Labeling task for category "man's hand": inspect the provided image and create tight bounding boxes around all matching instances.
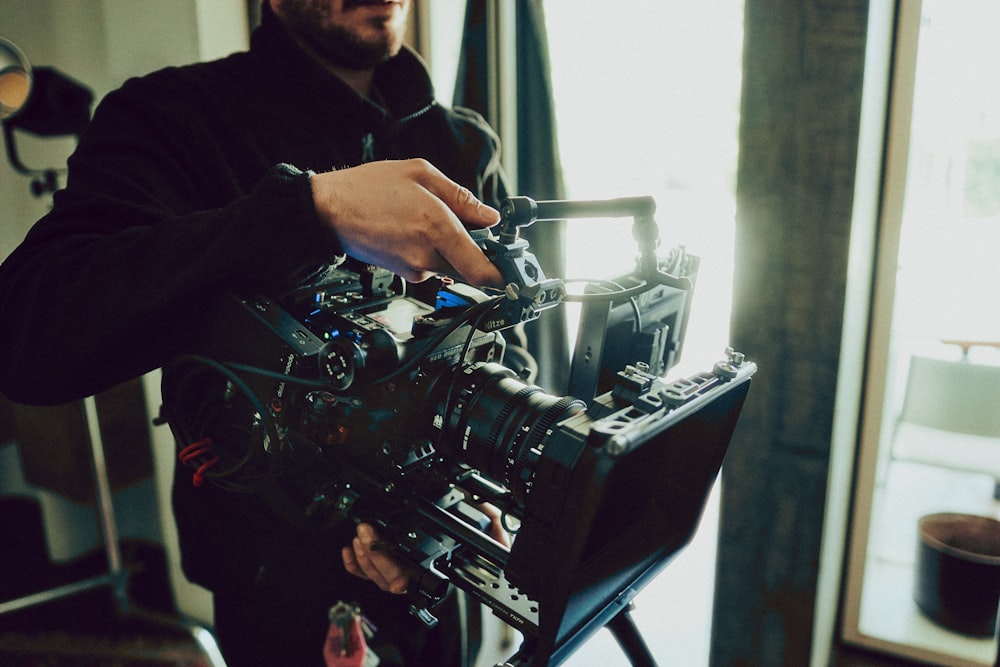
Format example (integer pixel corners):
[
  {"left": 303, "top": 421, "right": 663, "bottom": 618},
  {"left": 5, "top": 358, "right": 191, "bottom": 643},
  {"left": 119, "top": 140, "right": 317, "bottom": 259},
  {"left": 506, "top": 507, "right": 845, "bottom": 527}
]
[
  {"left": 341, "top": 523, "right": 410, "bottom": 595},
  {"left": 311, "top": 159, "right": 504, "bottom": 287},
  {"left": 341, "top": 506, "right": 510, "bottom": 594}
]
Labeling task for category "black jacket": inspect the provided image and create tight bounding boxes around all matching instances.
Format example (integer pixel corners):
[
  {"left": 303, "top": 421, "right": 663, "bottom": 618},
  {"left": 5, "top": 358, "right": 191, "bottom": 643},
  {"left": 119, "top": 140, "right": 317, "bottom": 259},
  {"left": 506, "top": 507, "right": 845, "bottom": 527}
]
[{"left": 0, "top": 8, "right": 504, "bottom": 666}]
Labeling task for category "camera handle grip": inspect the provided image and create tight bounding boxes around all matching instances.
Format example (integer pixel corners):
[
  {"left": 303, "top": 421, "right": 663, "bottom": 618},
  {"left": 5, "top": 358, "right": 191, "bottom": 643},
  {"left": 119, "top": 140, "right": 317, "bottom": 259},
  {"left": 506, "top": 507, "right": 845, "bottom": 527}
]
[{"left": 492, "top": 196, "right": 693, "bottom": 296}]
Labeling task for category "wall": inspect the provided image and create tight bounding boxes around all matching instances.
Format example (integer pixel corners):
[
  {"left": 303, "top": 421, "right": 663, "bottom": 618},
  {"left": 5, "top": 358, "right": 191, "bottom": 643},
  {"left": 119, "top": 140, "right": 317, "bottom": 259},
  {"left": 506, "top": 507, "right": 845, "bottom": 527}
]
[{"left": 712, "top": 0, "right": 871, "bottom": 665}]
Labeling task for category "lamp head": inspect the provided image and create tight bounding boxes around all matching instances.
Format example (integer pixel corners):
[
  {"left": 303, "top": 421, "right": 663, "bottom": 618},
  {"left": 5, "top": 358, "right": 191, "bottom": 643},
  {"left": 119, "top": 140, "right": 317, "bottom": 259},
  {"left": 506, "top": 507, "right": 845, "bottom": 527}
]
[
  {"left": 0, "top": 37, "right": 92, "bottom": 138},
  {"left": 0, "top": 37, "right": 94, "bottom": 196},
  {"left": 0, "top": 37, "right": 32, "bottom": 121}
]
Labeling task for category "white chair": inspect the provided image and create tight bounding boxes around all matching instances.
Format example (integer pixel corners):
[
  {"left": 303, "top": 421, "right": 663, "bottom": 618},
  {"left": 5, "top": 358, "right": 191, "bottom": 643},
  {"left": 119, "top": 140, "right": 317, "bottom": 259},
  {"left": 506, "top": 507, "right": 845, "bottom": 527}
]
[{"left": 891, "top": 353, "right": 1000, "bottom": 492}]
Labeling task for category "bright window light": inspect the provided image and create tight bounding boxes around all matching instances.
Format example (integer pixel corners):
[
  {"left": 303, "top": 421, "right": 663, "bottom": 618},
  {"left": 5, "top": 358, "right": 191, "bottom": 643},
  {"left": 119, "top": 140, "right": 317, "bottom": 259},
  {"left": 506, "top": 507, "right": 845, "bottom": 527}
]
[
  {"left": 545, "top": 0, "right": 744, "bottom": 376},
  {"left": 545, "top": 3, "right": 744, "bottom": 665}
]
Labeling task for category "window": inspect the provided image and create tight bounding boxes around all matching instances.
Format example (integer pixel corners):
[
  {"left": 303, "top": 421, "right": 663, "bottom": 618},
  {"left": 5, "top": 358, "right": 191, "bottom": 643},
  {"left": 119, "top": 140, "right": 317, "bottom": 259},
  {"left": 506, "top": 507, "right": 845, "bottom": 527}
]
[
  {"left": 843, "top": 1, "right": 1000, "bottom": 664},
  {"left": 544, "top": 0, "right": 743, "bottom": 376},
  {"left": 544, "top": 2, "right": 744, "bottom": 664},
  {"left": 423, "top": 3, "right": 745, "bottom": 663}
]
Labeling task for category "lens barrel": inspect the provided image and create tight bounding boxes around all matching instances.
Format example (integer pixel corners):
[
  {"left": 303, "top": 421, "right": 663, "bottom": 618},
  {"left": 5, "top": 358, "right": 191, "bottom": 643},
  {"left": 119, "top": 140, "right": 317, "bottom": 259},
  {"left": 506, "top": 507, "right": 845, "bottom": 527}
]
[{"left": 437, "top": 362, "right": 585, "bottom": 505}]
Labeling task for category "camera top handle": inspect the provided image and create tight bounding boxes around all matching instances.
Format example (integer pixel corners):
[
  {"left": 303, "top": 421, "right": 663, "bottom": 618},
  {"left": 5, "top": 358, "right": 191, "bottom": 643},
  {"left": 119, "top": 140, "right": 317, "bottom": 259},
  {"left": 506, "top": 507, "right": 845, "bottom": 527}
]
[{"left": 501, "top": 196, "right": 693, "bottom": 295}]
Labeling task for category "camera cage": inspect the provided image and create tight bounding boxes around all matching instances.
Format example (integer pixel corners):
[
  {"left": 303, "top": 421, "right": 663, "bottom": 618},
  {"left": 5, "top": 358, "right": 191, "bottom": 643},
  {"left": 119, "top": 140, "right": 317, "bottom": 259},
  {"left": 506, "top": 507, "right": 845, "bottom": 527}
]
[{"left": 160, "top": 196, "right": 755, "bottom": 666}]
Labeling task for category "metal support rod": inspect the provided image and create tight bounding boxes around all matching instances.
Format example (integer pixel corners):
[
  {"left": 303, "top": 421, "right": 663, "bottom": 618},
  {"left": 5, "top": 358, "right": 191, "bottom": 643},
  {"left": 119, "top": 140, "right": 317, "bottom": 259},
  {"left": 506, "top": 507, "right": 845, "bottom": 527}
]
[
  {"left": 82, "top": 394, "right": 130, "bottom": 613},
  {"left": 0, "top": 572, "right": 120, "bottom": 616},
  {"left": 533, "top": 197, "right": 656, "bottom": 221},
  {"left": 0, "top": 397, "right": 128, "bottom": 616},
  {"left": 606, "top": 606, "right": 658, "bottom": 667}
]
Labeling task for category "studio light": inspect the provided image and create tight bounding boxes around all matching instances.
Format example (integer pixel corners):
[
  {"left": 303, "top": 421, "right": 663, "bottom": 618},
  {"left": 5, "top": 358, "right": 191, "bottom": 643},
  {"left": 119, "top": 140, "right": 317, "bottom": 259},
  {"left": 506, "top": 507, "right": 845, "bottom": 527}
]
[{"left": 0, "top": 37, "right": 93, "bottom": 196}]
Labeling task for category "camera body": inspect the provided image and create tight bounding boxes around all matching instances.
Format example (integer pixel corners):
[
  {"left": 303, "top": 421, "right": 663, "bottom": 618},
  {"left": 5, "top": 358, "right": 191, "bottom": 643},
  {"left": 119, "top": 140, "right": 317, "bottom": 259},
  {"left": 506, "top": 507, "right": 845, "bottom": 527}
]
[{"left": 161, "top": 197, "right": 756, "bottom": 666}]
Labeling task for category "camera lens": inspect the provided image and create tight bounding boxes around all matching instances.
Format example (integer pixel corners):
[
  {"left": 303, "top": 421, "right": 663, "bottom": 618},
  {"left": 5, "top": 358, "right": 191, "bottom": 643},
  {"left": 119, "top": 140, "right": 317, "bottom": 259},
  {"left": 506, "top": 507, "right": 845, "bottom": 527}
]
[{"left": 436, "top": 362, "right": 585, "bottom": 506}]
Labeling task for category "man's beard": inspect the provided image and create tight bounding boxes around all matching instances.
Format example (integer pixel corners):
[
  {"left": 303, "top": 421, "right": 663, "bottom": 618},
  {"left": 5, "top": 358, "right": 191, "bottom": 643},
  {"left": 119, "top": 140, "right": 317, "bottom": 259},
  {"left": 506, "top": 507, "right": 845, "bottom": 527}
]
[
  {"left": 279, "top": 2, "right": 399, "bottom": 70},
  {"left": 303, "top": 22, "right": 395, "bottom": 69}
]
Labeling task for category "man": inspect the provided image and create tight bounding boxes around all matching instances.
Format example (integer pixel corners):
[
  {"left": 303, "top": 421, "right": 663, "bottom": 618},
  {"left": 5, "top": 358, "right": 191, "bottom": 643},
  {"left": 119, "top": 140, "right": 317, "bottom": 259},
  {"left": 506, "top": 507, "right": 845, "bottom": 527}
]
[{"left": 0, "top": 0, "right": 507, "bottom": 664}]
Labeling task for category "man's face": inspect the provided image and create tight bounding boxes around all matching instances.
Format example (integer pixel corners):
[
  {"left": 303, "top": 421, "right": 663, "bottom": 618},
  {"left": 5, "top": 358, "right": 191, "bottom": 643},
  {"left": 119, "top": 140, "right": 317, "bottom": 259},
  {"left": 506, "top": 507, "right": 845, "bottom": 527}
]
[{"left": 270, "top": 0, "right": 411, "bottom": 69}]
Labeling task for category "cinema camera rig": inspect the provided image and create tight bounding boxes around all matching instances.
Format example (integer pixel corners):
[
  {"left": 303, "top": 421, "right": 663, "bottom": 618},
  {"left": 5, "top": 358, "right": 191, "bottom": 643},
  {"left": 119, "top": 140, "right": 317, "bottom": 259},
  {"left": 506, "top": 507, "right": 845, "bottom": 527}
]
[{"left": 160, "top": 196, "right": 756, "bottom": 666}]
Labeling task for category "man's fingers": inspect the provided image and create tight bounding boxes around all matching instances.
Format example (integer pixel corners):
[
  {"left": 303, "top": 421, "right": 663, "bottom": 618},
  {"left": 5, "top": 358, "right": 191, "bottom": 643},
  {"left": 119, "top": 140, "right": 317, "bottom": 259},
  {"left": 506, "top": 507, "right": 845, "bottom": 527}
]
[
  {"left": 410, "top": 159, "right": 501, "bottom": 229},
  {"left": 342, "top": 524, "right": 410, "bottom": 594},
  {"left": 449, "top": 183, "right": 501, "bottom": 229},
  {"left": 435, "top": 244, "right": 504, "bottom": 288},
  {"left": 356, "top": 538, "right": 409, "bottom": 594},
  {"left": 341, "top": 546, "right": 365, "bottom": 580},
  {"left": 352, "top": 536, "right": 389, "bottom": 589},
  {"left": 410, "top": 163, "right": 504, "bottom": 286},
  {"left": 420, "top": 189, "right": 504, "bottom": 285},
  {"left": 314, "top": 159, "right": 504, "bottom": 286}
]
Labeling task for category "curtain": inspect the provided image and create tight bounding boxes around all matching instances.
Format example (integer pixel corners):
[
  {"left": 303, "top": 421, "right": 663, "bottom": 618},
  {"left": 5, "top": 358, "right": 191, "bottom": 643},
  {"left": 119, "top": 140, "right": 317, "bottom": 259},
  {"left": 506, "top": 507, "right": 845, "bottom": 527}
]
[{"left": 454, "top": 0, "right": 570, "bottom": 393}]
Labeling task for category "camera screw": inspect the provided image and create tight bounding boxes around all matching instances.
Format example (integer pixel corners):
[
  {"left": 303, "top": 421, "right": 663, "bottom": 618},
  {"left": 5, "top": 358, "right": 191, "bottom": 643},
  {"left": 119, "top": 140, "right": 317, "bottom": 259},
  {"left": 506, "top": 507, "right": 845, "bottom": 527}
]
[
  {"left": 714, "top": 347, "right": 745, "bottom": 380},
  {"left": 622, "top": 362, "right": 651, "bottom": 378},
  {"left": 725, "top": 346, "right": 745, "bottom": 367},
  {"left": 659, "top": 387, "right": 688, "bottom": 409}
]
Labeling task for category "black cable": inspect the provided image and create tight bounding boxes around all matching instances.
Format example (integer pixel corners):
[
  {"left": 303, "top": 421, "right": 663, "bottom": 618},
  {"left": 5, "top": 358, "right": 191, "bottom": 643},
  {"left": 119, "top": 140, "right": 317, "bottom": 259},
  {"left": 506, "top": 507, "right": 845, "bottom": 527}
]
[
  {"left": 369, "top": 295, "right": 503, "bottom": 387},
  {"left": 162, "top": 354, "right": 283, "bottom": 490},
  {"left": 562, "top": 278, "right": 654, "bottom": 303},
  {"left": 224, "top": 362, "right": 327, "bottom": 388},
  {"left": 562, "top": 278, "right": 644, "bottom": 332},
  {"left": 434, "top": 298, "right": 505, "bottom": 453}
]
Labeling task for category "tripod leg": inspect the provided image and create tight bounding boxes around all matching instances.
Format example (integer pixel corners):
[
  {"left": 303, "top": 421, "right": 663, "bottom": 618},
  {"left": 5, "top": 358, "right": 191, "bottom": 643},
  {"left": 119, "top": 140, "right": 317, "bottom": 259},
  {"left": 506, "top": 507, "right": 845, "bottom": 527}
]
[
  {"left": 607, "top": 606, "right": 658, "bottom": 667},
  {"left": 83, "top": 395, "right": 130, "bottom": 614}
]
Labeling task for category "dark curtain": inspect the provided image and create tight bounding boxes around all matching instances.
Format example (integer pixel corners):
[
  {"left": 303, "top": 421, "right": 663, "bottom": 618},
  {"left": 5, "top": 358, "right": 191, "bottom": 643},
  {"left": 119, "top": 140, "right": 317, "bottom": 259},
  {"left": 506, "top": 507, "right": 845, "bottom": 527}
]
[{"left": 454, "top": 0, "right": 570, "bottom": 393}]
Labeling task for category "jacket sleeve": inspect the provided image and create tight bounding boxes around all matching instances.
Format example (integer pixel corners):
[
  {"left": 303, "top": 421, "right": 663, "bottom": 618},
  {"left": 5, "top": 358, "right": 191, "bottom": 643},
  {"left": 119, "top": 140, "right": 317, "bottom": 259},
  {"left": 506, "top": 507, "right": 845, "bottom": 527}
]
[{"left": 0, "top": 75, "right": 340, "bottom": 406}]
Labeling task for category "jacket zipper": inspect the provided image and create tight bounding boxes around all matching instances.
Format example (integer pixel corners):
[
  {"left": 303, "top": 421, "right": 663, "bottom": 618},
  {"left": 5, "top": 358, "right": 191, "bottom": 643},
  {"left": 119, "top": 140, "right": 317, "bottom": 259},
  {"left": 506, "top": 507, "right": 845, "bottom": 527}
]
[{"left": 396, "top": 101, "right": 436, "bottom": 125}]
